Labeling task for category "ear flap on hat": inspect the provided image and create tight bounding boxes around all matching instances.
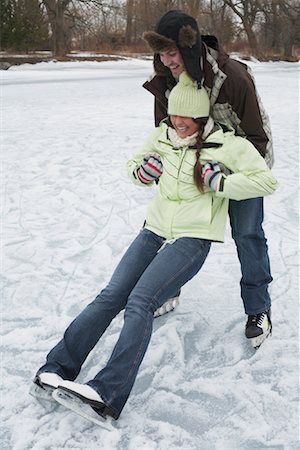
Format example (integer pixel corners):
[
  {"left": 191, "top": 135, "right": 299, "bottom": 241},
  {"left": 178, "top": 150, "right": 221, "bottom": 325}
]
[
  {"left": 178, "top": 25, "right": 198, "bottom": 48},
  {"left": 143, "top": 31, "right": 176, "bottom": 53}
]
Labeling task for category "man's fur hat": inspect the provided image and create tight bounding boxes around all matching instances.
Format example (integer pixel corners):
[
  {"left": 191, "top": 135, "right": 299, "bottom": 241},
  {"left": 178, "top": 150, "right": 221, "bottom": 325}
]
[{"left": 143, "top": 10, "right": 203, "bottom": 85}]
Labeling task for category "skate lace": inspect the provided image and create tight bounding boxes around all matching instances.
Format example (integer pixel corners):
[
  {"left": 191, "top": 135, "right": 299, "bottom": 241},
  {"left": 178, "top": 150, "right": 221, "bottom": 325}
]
[
  {"left": 248, "top": 312, "right": 266, "bottom": 326},
  {"left": 257, "top": 312, "right": 266, "bottom": 326}
]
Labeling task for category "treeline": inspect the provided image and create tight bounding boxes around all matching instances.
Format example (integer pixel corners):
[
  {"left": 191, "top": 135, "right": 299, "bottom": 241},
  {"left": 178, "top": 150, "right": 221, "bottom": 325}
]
[{"left": 1, "top": 0, "right": 299, "bottom": 60}]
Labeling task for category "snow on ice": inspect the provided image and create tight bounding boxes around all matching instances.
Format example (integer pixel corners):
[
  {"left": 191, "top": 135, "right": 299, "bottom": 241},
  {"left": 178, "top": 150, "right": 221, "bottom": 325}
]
[{"left": 1, "top": 58, "right": 299, "bottom": 449}]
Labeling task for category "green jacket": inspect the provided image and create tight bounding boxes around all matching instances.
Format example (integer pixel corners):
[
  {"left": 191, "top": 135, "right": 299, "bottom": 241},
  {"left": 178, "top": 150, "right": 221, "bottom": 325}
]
[{"left": 127, "top": 122, "right": 277, "bottom": 242}]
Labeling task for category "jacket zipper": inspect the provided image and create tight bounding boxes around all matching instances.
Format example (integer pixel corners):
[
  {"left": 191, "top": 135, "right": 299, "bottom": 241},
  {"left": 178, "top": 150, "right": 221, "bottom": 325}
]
[{"left": 177, "top": 148, "right": 187, "bottom": 199}]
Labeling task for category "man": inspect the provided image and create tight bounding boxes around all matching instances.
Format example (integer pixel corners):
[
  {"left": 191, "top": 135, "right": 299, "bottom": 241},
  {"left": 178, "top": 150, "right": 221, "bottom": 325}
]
[{"left": 143, "top": 10, "right": 273, "bottom": 348}]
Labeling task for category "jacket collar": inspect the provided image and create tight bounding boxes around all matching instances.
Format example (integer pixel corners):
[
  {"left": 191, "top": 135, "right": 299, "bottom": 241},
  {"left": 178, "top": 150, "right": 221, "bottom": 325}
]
[{"left": 157, "top": 121, "right": 227, "bottom": 147}]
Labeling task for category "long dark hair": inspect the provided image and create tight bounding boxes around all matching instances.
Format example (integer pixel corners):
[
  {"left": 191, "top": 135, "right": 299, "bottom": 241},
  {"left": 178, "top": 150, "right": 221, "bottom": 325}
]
[{"left": 193, "top": 117, "right": 208, "bottom": 192}]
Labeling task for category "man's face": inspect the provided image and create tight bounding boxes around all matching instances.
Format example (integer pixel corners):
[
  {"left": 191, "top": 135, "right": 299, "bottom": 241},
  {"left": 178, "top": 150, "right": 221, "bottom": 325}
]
[
  {"left": 159, "top": 47, "right": 185, "bottom": 79},
  {"left": 170, "top": 115, "right": 199, "bottom": 139}
]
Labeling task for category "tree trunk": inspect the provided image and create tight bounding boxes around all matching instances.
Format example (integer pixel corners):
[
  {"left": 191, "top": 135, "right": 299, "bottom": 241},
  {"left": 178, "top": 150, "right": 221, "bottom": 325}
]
[
  {"left": 243, "top": 20, "right": 262, "bottom": 58},
  {"left": 283, "top": 36, "right": 295, "bottom": 59},
  {"left": 224, "top": 0, "right": 264, "bottom": 59},
  {"left": 125, "top": 0, "right": 134, "bottom": 45},
  {"left": 43, "top": 0, "right": 69, "bottom": 56},
  {"left": 188, "top": 0, "right": 202, "bottom": 18}
]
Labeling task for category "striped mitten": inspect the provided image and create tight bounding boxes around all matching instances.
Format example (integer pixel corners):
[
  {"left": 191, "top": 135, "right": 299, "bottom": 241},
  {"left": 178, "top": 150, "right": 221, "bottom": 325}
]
[
  {"left": 137, "top": 154, "right": 163, "bottom": 184},
  {"left": 202, "top": 161, "right": 224, "bottom": 191}
]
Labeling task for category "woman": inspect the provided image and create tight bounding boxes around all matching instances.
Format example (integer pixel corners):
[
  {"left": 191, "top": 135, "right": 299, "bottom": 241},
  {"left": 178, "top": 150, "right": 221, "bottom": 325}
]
[{"left": 31, "top": 72, "right": 276, "bottom": 422}]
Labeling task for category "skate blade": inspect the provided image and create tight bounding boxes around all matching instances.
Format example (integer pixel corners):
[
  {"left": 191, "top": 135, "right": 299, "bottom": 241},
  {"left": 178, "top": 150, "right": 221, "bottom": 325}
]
[
  {"left": 29, "top": 383, "right": 57, "bottom": 403},
  {"left": 52, "top": 388, "right": 115, "bottom": 430},
  {"left": 250, "top": 328, "right": 271, "bottom": 349},
  {"left": 154, "top": 296, "right": 179, "bottom": 318}
]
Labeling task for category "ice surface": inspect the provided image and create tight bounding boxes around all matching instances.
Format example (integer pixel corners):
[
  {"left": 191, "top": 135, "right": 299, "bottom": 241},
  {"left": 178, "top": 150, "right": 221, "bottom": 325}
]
[{"left": 1, "top": 58, "right": 299, "bottom": 449}]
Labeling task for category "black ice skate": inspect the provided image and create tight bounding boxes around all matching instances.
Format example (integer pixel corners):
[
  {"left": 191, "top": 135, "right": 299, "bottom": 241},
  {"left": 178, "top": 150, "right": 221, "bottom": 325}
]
[{"left": 245, "top": 309, "right": 272, "bottom": 349}]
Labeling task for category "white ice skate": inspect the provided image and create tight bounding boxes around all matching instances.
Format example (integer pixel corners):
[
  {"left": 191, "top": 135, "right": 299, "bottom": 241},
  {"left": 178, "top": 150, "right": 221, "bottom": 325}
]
[
  {"left": 29, "top": 372, "right": 64, "bottom": 403},
  {"left": 52, "top": 381, "right": 115, "bottom": 429},
  {"left": 154, "top": 296, "right": 180, "bottom": 318}
]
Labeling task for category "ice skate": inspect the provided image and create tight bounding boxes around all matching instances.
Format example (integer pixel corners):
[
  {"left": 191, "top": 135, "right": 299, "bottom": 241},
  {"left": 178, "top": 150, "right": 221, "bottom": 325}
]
[
  {"left": 29, "top": 372, "right": 64, "bottom": 403},
  {"left": 154, "top": 296, "right": 180, "bottom": 318},
  {"left": 245, "top": 309, "right": 272, "bottom": 349},
  {"left": 52, "top": 381, "right": 116, "bottom": 429}
]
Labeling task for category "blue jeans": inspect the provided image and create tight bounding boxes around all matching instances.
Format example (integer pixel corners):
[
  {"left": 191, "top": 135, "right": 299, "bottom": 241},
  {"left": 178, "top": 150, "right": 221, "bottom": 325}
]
[
  {"left": 229, "top": 197, "right": 272, "bottom": 315},
  {"left": 37, "top": 229, "right": 211, "bottom": 418}
]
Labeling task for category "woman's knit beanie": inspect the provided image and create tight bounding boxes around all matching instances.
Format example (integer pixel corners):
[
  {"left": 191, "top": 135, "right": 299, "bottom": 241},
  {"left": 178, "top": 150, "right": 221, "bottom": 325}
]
[
  {"left": 168, "top": 72, "right": 210, "bottom": 118},
  {"left": 143, "top": 10, "right": 203, "bottom": 85}
]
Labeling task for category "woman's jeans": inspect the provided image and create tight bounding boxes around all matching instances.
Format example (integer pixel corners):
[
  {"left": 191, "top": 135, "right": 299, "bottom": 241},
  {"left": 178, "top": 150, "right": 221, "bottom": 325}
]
[
  {"left": 38, "top": 229, "right": 211, "bottom": 418},
  {"left": 229, "top": 197, "right": 272, "bottom": 315}
]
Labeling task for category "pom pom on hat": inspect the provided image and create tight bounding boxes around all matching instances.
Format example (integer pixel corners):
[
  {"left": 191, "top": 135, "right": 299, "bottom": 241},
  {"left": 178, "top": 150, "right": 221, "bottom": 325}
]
[
  {"left": 177, "top": 71, "right": 197, "bottom": 86},
  {"left": 178, "top": 25, "right": 197, "bottom": 48},
  {"left": 168, "top": 71, "right": 210, "bottom": 118}
]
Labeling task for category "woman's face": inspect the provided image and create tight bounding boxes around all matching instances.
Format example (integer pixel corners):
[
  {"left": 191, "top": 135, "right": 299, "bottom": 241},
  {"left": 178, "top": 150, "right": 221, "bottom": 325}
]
[{"left": 170, "top": 115, "right": 199, "bottom": 139}]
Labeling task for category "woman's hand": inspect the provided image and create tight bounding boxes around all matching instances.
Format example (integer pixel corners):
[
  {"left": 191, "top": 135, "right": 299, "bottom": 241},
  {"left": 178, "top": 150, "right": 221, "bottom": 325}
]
[
  {"left": 202, "top": 160, "right": 229, "bottom": 191},
  {"left": 137, "top": 154, "right": 163, "bottom": 184}
]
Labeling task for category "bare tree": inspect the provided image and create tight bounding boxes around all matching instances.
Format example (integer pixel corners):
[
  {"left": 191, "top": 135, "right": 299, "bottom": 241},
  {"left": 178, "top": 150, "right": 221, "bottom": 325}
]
[
  {"left": 277, "top": 0, "right": 299, "bottom": 58},
  {"left": 41, "top": 0, "right": 71, "bottom": 56},
  {"left": 224, "top": 0, "right": 263, "bottom": 57},
  {"left": 41, "top": 0, "right": 123, "bottom": 56},
  {"left": 17, "top": 0, "right": 296, "bottom": 58},
  {"left": 256, "top": 0, "right": 299, "bottom": 58},
  {"left": 125, "top": 0, "right": 134, "bottom": 45},
  {"left": 207, "top": 0, "right": 236, "bottom": 45},
  {"left": 179, "top": 0, "right": 206, "bottom": 18}
]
